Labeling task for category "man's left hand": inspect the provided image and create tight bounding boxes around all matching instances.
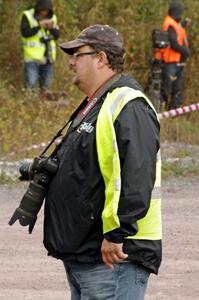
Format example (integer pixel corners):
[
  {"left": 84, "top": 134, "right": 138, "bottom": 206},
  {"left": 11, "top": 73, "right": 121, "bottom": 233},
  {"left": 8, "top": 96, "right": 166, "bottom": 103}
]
[
  {"left": 185, "top": 18, "right": 192, "bottom": 27},
  {"left": 101, "top": 239, "right": 128, "bottom": 270},
  {"left": 40, "top": 19, "right": 53, "bottom": 29}
]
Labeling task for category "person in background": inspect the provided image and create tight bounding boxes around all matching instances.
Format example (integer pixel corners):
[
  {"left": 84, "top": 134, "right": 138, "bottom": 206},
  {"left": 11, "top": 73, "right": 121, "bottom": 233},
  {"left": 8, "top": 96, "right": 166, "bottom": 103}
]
[
  {"left": 155, "top": 0, "right": 191, "bottom": 110},
  {"left": 20, "top": 0, "right": 59, "bottom": 91},
  {"left": 43, "top": 24, "right": 162, "bottom": 300}
]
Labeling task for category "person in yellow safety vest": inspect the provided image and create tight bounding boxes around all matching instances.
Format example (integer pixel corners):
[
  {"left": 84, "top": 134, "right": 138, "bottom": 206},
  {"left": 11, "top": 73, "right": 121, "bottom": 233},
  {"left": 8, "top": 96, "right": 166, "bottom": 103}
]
[
  {"left": 155, "top": 1, "right": 191, "bottom": 110},
  {"left": 43, "top": 24, "right": 162, "bottom": 300},
  {"left": 20, "top": 0, "right": 59, "bottom": 91}
]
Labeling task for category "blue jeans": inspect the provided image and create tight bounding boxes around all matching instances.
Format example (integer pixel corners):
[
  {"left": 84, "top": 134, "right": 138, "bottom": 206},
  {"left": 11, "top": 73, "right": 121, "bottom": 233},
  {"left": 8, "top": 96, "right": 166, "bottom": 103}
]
[
  {"left": 63, "top": 262, "right": 150, "bottom": 300},
  {"left": 161, "top": 62, "right": 184, "bottom": 108},
  {"left": 24, "top": 61, "right": 53, "bottom": 90}
]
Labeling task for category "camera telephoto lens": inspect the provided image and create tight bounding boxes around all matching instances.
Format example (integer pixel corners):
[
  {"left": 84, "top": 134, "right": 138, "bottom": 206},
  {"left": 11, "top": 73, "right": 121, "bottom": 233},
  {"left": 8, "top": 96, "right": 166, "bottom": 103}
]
[
  {"left": 19, "top": 162, "right": 33, "bottom": 181},
  {"left": 8, "top": 155, "right": 58, "bottom": 234},
  {"left": 8, "top": 180, "right": 48, "bottom": 234}
]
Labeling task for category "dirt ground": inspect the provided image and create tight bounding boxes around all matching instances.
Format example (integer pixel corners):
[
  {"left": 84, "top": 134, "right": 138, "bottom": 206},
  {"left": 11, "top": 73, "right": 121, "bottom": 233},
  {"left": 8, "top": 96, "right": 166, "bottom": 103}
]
[{"left": 0, "top": 176, "right": 199, "bottom": 300}]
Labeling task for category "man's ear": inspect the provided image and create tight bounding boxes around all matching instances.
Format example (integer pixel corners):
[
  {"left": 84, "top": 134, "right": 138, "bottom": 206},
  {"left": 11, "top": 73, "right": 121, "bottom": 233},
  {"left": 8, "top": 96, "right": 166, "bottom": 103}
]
[{"left": 96, "top": 51, "right": 109, "bottom": 69}]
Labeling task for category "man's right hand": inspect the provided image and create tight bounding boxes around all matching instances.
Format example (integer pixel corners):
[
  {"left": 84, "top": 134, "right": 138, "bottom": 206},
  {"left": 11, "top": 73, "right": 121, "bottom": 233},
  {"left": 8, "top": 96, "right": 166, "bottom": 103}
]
[
  {"left": 185, "top": 18, "right": 192, "bottom": 27},
  {"left": 101, "top": 239, "right": 128, "bottom": 270},
  {"left": 40, "top": 19, "right": 53, "bottom": 29}
]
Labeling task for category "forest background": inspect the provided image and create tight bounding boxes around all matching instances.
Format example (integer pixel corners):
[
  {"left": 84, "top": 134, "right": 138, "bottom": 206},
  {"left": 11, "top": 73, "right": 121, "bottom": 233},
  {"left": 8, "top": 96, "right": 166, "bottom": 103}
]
[{"left": 0, "top": 0, "right": 199, "bottom": 160}]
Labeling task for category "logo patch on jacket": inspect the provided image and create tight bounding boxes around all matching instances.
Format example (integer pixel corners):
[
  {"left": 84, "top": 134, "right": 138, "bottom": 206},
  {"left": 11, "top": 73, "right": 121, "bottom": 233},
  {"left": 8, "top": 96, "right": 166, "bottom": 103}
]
[{"left": 77, "top": 122, "right": 94, "bottom": 133}]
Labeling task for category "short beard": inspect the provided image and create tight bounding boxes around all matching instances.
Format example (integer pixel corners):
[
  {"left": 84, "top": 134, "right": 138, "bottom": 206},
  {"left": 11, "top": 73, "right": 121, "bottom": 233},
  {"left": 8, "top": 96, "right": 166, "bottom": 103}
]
[{"left": 72, "top": 76, "right": 80, "bottom": 87}]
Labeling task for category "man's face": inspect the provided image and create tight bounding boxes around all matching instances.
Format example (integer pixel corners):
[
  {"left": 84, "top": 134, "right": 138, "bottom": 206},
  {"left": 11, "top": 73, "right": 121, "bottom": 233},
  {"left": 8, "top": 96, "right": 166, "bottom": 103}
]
[
  {"left": 38, "top": 9, "right": 49, "bottom": 18},
  {"left": 69, "top": 45, "right": 98, "bottom": 95}
]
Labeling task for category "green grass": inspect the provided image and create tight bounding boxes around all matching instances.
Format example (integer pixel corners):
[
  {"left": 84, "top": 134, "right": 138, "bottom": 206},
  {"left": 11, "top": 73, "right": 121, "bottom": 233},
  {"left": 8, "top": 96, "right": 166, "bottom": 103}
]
[
  {"left": 162, "top": 161, "right": 199, "bottom": 178},
  {"left": 160, "top": 112, "right": 199, "bottom": 145},
  {"left": 1, "top": 0, "right": 199, "bottom": 161},
  {"left": 0, "top": 82, "right": 81, "bottom": 159},
  {"left": 1, "top": 80, "right": 199, "bottom": 161}
]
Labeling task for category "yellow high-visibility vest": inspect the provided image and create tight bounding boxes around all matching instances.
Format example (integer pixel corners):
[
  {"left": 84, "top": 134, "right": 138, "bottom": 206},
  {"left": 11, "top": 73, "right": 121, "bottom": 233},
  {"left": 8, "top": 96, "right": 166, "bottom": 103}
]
[
  {"left": 96, "top": 87, "right": 162, "bottom": 240},
  {"left": 21, "top": 8, "right": 57, "bottom": 63}
]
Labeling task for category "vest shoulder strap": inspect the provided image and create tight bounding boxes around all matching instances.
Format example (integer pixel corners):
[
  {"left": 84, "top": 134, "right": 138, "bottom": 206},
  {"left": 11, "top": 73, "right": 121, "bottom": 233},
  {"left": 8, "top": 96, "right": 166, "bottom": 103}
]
[
  {"left": 105, "top": 86, "right": 159, "bottom": 123},
  {"left": 23, "top": 8, "right": 38, "bottom": 28}
]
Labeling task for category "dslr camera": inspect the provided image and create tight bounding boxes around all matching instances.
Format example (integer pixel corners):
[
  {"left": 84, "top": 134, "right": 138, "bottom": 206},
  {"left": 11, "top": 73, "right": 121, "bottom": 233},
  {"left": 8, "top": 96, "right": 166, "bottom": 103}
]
[
  {"left": 40, "top": 35, "right": 54, "bottom": 63},
  {"left": 8, "top": 155, "right": 58, "bottom": 233},
  {"left": 152, "top": 29, "right": 170, "bottom": 49}
]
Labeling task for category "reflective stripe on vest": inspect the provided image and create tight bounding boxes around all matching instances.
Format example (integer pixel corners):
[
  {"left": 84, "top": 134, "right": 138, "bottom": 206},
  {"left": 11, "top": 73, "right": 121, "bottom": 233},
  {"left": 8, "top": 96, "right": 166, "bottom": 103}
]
[
  {"left": 96, "top": 87, "right": 162, "bottom": 240},
  {"left": 162, "top": 15, "right": 188, "bottom": 63},
  {"left": 22, "top": 8, "right": 57, "bottom": 63}
]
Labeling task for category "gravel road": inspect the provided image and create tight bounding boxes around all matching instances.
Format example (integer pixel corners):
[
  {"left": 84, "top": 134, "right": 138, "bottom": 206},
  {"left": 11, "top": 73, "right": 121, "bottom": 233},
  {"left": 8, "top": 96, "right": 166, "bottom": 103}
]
[{"left": 0, "top": 175, "right": 199, "bottom": 300}]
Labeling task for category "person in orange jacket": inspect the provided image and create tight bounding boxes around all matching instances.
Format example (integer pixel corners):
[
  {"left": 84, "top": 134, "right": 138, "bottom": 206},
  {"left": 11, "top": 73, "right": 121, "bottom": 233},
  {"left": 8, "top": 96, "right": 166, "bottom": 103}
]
[{"left": 155, "top": 1, "right": 191, "bottom": 109}]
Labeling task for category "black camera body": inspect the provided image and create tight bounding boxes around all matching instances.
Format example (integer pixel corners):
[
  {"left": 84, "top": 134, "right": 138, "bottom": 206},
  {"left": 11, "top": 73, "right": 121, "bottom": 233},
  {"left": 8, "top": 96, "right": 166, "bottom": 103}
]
[
  {"left": 152, "top": 29, "right": 170, "bottom": 49},
  {"left": 40, "top": 36, "right": 53, "bottom": 44},
  {"left": 8, "top": 155, "right": 58, "bottom": 233},
  {"left": 146, "top": 29, "right": 169, "bottom": 112},
  {"left": 19, "top": 155, "right": 58, "bottom": 182},
  {"left": 40, "top": 35, "right": 54, "bottom": 63}
]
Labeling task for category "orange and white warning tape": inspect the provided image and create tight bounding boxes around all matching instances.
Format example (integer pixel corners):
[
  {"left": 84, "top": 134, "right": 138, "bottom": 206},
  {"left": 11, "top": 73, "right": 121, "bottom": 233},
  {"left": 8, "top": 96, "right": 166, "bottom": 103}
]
[
  {"left": 0, "top": 141, "right": 61, "bottom": 161},
  {"left": 158, "top": 102, "right": 199, "bottom": 119}
]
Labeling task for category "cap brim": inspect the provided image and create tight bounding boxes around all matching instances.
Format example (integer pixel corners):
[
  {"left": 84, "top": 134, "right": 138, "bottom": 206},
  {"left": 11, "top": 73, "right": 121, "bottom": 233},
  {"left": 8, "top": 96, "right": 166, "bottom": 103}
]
[{"left": 59, "top": 39, "right": 86, "bottom": 55}]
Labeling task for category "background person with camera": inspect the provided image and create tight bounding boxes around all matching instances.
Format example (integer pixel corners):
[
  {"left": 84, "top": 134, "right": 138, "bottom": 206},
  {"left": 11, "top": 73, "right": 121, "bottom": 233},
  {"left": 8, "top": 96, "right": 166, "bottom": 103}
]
[
  {"left": 20, "top": 0, "right": 59, "bottom": 91},
  {"left": 155, "top": 0, "right": 191, "bottom": 110},
  {"left": 9, "top": 24, "right": 162, "bottom": 299}
]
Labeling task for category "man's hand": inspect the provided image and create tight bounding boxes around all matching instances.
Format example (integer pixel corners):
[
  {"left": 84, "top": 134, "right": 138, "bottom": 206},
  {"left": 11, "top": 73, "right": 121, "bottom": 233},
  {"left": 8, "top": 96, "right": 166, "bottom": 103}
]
[
  {"left": 185, "top": 18, "right": 192, "bottom": 27},
  {"left": 40, "top": 19, "right": 53, "bottom": 30},
  {"left": 101, "top": 239, "right": 128, "bottom": 270}
]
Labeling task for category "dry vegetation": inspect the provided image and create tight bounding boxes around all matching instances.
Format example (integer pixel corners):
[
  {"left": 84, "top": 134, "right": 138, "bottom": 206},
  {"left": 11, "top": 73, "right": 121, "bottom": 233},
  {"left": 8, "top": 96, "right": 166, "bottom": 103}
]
[{"left": 0, "top": 0, "right": 199, "bottom": 160}]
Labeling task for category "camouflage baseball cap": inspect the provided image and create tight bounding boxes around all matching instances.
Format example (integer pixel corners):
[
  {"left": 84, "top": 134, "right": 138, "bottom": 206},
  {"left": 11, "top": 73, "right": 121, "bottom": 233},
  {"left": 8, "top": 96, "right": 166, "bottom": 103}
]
[{"left": 59, "top": 24, "right": 124, "bottom": 55}]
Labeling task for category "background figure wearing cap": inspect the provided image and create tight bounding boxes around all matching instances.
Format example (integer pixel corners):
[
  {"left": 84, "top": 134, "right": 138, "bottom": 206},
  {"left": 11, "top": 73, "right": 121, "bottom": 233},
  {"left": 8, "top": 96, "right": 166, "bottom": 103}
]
[
  {"left": 43, "top": 24, "right": 162, "bottom": 300},
  {"left": 20, "top": 0, "right": 59, "bottom": 91},
  {"left": 155, "top": 0, "right": 191, "bottom": 110}
]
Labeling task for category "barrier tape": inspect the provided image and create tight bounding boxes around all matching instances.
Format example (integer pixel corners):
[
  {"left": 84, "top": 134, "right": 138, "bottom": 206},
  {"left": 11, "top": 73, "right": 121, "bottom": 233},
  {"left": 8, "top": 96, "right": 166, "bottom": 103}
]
[
  {"left": 158, "top": 102, "right": 199, "bottom": 119},
  {"left": 0, "top": 140, "right": 61, "bottom": 161},
  {"left": 1, "top": 102, "right": 199, "bottom": 161},
  {"left": 1, "top": 142, "right": 50, "bottom": 160}
]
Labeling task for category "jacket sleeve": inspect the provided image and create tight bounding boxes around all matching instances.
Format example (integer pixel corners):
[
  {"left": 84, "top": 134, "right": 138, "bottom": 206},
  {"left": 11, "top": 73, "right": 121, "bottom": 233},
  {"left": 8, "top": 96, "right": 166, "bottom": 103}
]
[
  {"left": 104, "top": 98, "right": 160, "bottom": 243},
  {"left": 168, "top": 26, "right": 190, "bottom": 60},
  {"left": 50, "top": 27, "right": 59, "bottom": 40},
  {"left": 20, "top": 14, "right": 40, "bottom": 37}
]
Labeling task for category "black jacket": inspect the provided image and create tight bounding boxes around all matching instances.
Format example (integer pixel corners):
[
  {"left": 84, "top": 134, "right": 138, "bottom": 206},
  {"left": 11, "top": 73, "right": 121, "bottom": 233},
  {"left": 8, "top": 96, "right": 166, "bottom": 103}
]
[{"left": 43, "top": 74, "right": 162, "bottom": 274}]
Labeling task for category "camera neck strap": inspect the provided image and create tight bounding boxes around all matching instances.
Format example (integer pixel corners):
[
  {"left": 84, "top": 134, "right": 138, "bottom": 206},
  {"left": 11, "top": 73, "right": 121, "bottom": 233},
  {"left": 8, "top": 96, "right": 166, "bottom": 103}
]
[
  {"left": 43, "top": 73, "right": 121, "bottom": 157},
  {"left": 71, "top": 73, "right": 121, "bottom": 128}
]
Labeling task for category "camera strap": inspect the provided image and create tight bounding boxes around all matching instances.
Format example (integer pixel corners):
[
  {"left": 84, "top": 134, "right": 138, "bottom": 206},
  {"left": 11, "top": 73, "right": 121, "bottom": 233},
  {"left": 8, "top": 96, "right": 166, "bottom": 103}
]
[
  {"left": 71, "top": 73, "right": 121, "bottom": 128},
  {"left": 42, "top": 74, "right": 121, "bottom": 157}
]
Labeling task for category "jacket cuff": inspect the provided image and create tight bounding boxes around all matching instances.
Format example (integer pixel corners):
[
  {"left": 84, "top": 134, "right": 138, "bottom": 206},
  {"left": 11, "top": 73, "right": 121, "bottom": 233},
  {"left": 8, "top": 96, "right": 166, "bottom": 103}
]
[{"left": 104, "top": 230, "right": 125, "bottom": 244}]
